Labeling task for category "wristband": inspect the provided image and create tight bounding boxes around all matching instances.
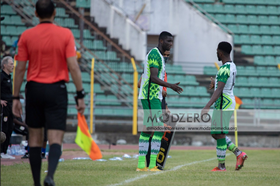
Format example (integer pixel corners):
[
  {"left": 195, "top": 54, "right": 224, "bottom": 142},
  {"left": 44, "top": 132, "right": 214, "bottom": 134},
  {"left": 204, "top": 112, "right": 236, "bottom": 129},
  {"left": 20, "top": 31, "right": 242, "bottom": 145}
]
[
  {"left": 76, "top": 89, "right": 85, "bottom": 99},
  {"left": 12, "top": 96, "right": 20, "bottom": 100}
]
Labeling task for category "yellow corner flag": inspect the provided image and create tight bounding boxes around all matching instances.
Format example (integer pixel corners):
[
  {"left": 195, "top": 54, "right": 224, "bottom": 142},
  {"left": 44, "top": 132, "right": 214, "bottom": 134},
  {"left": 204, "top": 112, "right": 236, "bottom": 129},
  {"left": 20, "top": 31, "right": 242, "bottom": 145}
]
[{"left": 75, "top": 113, "right": 102, "bottom": 160}]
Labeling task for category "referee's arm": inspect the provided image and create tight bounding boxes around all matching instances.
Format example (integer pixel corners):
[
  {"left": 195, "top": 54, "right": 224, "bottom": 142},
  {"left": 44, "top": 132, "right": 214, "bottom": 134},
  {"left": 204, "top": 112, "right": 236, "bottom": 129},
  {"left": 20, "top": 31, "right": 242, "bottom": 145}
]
[{"left": 67, "top": 56, "right": 86, "bottom": 114}]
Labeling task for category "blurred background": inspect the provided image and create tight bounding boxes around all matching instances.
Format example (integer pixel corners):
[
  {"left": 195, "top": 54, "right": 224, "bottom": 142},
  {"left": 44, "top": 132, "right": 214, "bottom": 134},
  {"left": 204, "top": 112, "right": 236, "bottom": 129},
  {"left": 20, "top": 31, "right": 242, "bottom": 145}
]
[{"left": 1, "top": 0, "right": 280, "bottom": 148}]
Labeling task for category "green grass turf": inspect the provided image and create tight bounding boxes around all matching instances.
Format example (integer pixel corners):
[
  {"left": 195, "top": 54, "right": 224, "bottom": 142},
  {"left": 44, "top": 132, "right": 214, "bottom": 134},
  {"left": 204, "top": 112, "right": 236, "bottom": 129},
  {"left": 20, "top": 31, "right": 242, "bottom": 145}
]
[{"left": 1, "top": 149, "right": 280, "bottom": 186}]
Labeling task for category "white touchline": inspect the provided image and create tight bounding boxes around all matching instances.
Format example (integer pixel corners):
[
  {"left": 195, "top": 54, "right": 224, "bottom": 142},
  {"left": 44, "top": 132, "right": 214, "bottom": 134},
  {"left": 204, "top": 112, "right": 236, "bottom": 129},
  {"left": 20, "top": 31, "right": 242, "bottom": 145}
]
[{"left": 109, "top": 153, "right": 231, "bottom": 186}]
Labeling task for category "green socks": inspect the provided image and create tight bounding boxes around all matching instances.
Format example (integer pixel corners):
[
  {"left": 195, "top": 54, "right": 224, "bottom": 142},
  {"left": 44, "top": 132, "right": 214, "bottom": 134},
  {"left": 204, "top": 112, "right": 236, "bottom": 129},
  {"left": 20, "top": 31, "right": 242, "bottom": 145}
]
[
  {"left": 226, "top": 136, "right": 241, "bottom": 156},
  {"left": 216, "top": 138, "right": 227, "bottom": 164},
  {"left": 149, "top": 132, "right": 164, "bottom": 169},
  {"left": 137, "top": 132, "right": 151, "bottom": 169}
]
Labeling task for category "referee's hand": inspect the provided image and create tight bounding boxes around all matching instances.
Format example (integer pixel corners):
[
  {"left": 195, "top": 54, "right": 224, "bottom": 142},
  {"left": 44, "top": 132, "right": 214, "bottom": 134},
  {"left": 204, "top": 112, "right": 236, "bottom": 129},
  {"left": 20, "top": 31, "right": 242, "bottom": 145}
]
[{"left": 76, "top": 98, "right": 86, "bottom": 115}]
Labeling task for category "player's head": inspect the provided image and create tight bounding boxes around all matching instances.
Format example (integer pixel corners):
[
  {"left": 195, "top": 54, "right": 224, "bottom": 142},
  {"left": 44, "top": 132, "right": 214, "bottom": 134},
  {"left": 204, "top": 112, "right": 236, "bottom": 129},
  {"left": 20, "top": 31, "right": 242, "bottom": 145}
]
[
  {"left": 217, "top": 41, "right": 232, "bottom": 61},
  {"left": 158, "top": 31, "right": 173, "bottom": 52},
  {"left": 163, "top": 50, "right": 170, "bottom": 63},
  {"left": 35, "top": 0, "right": 56, "bottom": 20}
]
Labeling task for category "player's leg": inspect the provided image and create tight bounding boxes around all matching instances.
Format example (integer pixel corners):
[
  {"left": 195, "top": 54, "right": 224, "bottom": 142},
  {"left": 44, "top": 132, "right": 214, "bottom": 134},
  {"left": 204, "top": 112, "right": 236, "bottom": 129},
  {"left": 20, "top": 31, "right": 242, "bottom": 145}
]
[
  {"left": 42, "top": 129, "right": 47, "bottom": 159},
  {"left": 25, "top": 81, "right": 45, "bottom": 186},
  {"left": 43, "top": 81, "right": 67, "bottom": 185},
  {"left": 211, "top": 110, "right": 227, "bottom": 171},
  {"left": 148, "top": 99, "right": 164, "bottom": 171},
  {"left": 145, "top": 133, "right": 153, "bottom": 168},
  {"left": 137, "top": 99, "right": 151, "bottom": 171},
  {"left": 226, "top": 136, "right": 248, "bottom": 170}
]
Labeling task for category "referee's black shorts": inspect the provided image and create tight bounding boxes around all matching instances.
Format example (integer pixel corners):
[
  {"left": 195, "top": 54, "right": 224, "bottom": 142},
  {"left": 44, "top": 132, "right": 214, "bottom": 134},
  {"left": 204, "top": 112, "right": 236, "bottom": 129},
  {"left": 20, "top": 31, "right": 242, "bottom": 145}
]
[{"left": 25, "top": 81, "right": 68, "bottom": 131}]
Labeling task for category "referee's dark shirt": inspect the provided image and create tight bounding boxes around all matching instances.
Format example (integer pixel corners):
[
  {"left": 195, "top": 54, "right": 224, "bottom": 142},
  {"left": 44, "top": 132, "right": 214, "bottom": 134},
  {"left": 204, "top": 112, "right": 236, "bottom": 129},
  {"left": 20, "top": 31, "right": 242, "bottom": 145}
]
[{"left": 1, "top": 70, "right": 12, "bottom": 105}]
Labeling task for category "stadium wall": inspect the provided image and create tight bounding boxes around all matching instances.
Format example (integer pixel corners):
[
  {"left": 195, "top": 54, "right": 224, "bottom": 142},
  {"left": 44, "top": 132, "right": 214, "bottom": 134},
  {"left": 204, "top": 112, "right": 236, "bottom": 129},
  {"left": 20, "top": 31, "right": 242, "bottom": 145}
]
[{"left": 90, "top": 0, "right": 147, "bottom": 61}]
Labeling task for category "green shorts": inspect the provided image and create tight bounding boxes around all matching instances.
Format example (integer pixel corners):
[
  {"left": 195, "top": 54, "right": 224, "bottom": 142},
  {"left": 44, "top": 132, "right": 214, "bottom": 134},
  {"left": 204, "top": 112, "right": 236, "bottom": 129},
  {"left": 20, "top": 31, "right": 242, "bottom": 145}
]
[
  {"left": 141, "top": 99, "right": 164, "bottom": 127},
  {"left": 211, "top": 109, "right": 234, "bottom": 134}
]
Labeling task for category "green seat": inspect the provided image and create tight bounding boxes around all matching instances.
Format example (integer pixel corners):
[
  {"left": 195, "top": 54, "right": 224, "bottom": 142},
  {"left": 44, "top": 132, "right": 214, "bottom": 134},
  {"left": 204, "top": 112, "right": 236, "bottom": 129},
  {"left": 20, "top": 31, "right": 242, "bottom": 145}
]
[
  {"left": 272, "top": 36, "right": 280, "bottom": 44},
  {"left": 225, "top": 14, "right": 235, "bottom": 23},
  {"left": 94, "top": 108, "right": 103, "bottom": 116},
  {"left": 259, "top": 77, "right": 269, "bottom": 86},
  {"left": 94, "top": 84, "right": 103, "bottom": 93},
  {"left": 247, "top": 15, "right": 258, "bottom": 24},
  {"left": 56, "top": 8, "right": 67, "bottom": 17},
  {"left": 274, "top": 46, "right": 280, "bottom": 55},
  {"left": 263, "top": 46, "right": 274, "bottom": 55},
  {"left": 267, "top": 67, "right": 280, "bottom": 76},
  {"left": 235, "top": 5, "right": 245, "bottom": 14},
  {"left": 6, "top": 26, "right": 17, "bottom": 36},
  {"left": 83, "top": 29, "right": 94, "bottom": 39},
  {"left": 227, "top": 24, "right": 238, "bottom": 33},
  {"left": 1, "top": 26, "right": 7, "bottom": 35},
  {"left": 81, "top": 72, "right": 90, "bottom": 82},
  {"left": 2, "top": 36, "right": 12, "bottom": 46},
  {"left": 224, "top": 5, "right": 235, "bottom": 14},
  {"left": 95, "top": 95, "right": 106, "bottom": 105},
  {"left": 184, "top": 86, "right": 196, "bottom": 96},
  {"left": 213, "top": 4, "right": 224, "bottom": 13},
  {"left": 269, "top": 78, "right": 279, "bottom": 87},
  {"left": 237, "top": 66, "right": 246, "bottom": 76},
  {"left": 261, "top": 88, "right": 271, "bottom": 98},
  {"left": 215, "top": 14, "right": 225, "bottom": 22},
  {"left": 261, "top": 99, "right": 273, "bottom": 109},
  {"left": 267, "top": 6, "right": 277, "bottom": 14},
  {"left": 240, "top": 35, "right": 250, "bottom": 44},
  {"left": 93, "top": 40, "right": 106, "bottom": 50},
  {"left": 17, "top": 26, "right": 27, "bottom": 35},
  {"left": 67, "top": 83, "right": 76, "bottom": 93},
  {"left": 203, "top": 66, "right": 217, "bottom": 75},
  {"left": 250, "top": 88, "right": 260, "bottom": 98},
  {"left": 234, "top": 35, "right": 240, "bottom": 44},
  {"left": 260, "top": 26, "right": 270, "bottom": 34},
  {"left": 241, "top": 45, "right": 252, "bottom": 55},
  {"left": 55, "top": 18, "right": 64, "bottom": 26},
  {"left": 189, "top": 97, "right": 201, "bottom": 108},
  {"left": 76, "top": 0, "right": 90, "bottom": 8},
  {"left": 261, "top": 36, "right": 272, "bottom": 44},
  {"left": 236, "top": 15, "right": 247, "bottom": 24},
  {"left": 272, "top": 88, "right": 280, "bottom": 98},
  {"left": 254, "top": 56, "right": 264, "bottom": 65},
  {"left": 268, "top": 16, "right": 278, "bottom": 24},
  {"left": 203, "top": 4, "right": 213, "bottom": 12},
  {"left": 83, "top": 83, "right": 90, "bottom": 93},
  {"left": 64, "top": 18, "right": 77, "bottom": 28},
  {"left": 84, "top": 40, "right": 93, "bottom": 49},
  {"left": 275, "top": 99, "right": 280, "bottom": 108},
  {"left": 107, "top": 51, "right": 120, "bottom": 61},
  {"left": 238, "top": 25, "right": 248, "bottom": 34},
  {"left": 256, "top": 66, "right": 267, "bottom": 76},
  {"left": 264, "top": 56, "right": 275, "bottom": 65},
  {"left": 248, "top": 77, "right": 258, "bottom": 86},
  {"left": 94, "top": 51, "right": 106, "bottom": 60},
  {"left": 276, "top": 57, "right": 280, "bottom": 64},
  {"left": 248, "top": 25, "right": 259, "bottom": 34},
  {"left": 196, "top": 87, "right": 208, "bottom": 96},
  {"left": 1, "top": 5, "right": 16, "bottom": 15},
  {"left": 67, "top": 108, "right": 77, "bottom": 115},
  {"left": 251, "top": 35, "right": 261, "bottom": 44},
  {"left": 107, "top": 95, "right": 120, "bottom": 106},
  {"left": 185, "top": 76, "right": 198, "bottom": 85},
  {"left": 271, "top": 26, "right": 280, "bottom": 34},
  {"left": 242, "top": 98, "right": 255, "bottom": 109},
  {"left": 252, "top": 45, "right": 263, "bottom": 55},
  {"left": 1, "top": 15, "right": 11, "bottom": 25},
  {"left": 246, "top": 5, "right": 256, "bottom": 14},
  {"left": 256, "top": 6, "right": 267, "bottom": 14},
  {"left": 237, "top": 77, "right": 248, "bottom": 86},
  {"left": 11, "top": 16, "right": 24, "bottom": 25},
  {"left": 71, "top": 29, "right": 80, "bottom": 38},
  {"left": 23, "top": 6, "right": 34, "bottom": 16},
  {"left": 258, "top": 15, "right": 268, "bottom": 24},
  {"left": 239, "top": 87, "right": 250, "bottom": 97}
]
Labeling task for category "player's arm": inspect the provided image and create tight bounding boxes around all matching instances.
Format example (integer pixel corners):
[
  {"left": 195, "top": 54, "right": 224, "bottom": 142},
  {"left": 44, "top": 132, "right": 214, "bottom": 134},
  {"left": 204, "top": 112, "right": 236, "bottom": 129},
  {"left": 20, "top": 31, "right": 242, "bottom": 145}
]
[
  {"left": 205, "top": 81, "right": 226, "bottom": 107},
  {"left": 13, "top": 117, "right": 28, "bottom": 128},
  {"left": 138, "top": 75, "right": 142, "bottom": 88},
  {"left": 150, "top": 68, "right": 183, "bottom": 94}
]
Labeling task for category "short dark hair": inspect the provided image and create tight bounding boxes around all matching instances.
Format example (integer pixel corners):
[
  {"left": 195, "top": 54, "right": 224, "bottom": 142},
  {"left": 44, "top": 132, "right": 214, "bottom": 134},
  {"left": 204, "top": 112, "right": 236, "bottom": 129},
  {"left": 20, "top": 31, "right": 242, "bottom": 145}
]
[
  {"left": 36, "top": 0, "right": 55, "bottom": 19},
  {"left": 218, "top": 41, "right": 232, "bottom": 55},
  {"left": 159, "top": 31, "right": 173, "bottom": 41}
]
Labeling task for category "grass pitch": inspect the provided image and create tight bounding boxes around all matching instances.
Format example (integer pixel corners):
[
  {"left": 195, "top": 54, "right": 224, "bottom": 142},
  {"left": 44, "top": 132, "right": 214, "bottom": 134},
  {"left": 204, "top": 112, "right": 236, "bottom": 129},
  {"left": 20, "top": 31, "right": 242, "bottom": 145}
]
[{"left": 1, "top": 149, "right": 280, "bottom": 186}]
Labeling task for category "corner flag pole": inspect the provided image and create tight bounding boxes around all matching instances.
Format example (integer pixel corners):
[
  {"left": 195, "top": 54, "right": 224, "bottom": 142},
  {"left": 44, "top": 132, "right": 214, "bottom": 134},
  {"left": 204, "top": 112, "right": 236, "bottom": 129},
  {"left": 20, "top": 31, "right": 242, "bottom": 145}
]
[
  {"left": 90, "top": 58, "right": 95, "bottom": 134},
  {"left": 131, "top": 58, "right": 138, "bottom": 135},
  {"left": 234, "top": 109, "right": 238, "bottom": 147}
]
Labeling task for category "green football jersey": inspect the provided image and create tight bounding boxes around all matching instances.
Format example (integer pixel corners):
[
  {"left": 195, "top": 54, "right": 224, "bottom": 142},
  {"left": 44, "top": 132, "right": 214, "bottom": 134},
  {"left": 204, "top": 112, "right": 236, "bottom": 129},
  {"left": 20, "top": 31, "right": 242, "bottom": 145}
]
[
  {"left": 138, "top": 47, "right": 165, "bottom": 100},
  {"left": 214, "top": 62, "right": 237, "bottom": 110}
]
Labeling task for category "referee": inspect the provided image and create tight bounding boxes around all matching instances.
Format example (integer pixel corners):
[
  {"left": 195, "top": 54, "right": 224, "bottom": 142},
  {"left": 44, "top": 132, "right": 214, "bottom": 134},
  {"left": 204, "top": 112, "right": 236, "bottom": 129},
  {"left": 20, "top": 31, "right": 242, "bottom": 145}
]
[{"left": 13, "top": 1, "right": 85, "bottom": 186}]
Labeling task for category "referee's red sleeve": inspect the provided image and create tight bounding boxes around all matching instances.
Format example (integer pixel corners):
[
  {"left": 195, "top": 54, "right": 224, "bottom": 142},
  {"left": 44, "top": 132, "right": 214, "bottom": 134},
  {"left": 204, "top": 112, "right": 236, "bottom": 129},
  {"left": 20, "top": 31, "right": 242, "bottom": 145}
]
[
  {"left": 16, "top": 33, "right": 29, "bottom": 61},
  {"left": 66, "top": 31, "right": 77, "bottom": 58}
]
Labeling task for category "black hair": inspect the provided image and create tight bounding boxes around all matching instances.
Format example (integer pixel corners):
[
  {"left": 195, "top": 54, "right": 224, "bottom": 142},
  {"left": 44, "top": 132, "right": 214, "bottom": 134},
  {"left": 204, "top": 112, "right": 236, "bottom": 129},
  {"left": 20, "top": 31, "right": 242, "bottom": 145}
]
[
  {"left": 36, "top": 0, "right": 55, "bottom": 19},
  {"left": 159, "top": 31, "right": 173, "bottom": 41},
  {"left": 218, "top": 41, "right": 232, "bottom": 55}
]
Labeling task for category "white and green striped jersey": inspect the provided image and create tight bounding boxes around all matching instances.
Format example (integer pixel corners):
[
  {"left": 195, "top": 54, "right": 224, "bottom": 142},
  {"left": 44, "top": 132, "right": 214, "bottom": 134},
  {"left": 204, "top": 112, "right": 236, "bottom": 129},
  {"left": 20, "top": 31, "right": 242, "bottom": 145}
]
[
  {"left": 214, "top": 61, "right": 237, "bottom": 110},
  {"left": 138, "top": 47, "right": 165, "bottom": 101}
]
